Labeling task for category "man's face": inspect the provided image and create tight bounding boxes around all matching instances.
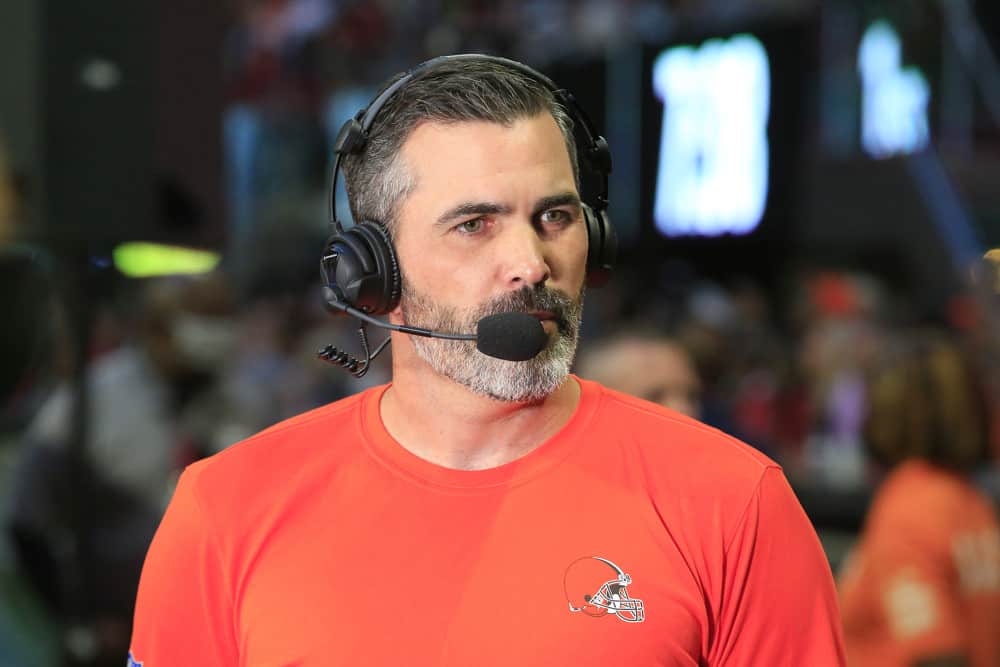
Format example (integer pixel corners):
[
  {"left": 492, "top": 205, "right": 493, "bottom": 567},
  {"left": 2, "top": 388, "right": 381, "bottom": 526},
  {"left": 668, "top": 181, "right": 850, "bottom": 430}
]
[{"left": 392, "top": 112, "right": 589, "bottom": 402}]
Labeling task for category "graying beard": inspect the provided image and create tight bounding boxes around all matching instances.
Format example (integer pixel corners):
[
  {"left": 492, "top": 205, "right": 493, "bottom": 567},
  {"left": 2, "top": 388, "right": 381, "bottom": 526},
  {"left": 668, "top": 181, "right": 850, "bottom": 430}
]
[
  {"left": 403, "top": 287, "right": 582, "bottom": 402},
  {"left": 415, "top": 334, "right": 577, "bottom": 402}
]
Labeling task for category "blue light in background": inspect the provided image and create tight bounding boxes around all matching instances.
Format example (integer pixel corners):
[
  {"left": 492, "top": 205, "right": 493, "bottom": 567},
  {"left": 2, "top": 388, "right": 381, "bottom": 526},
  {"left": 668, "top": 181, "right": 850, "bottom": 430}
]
[
  {"left": 652, "top": 34, "right": 770, "bottom": 238},
  {"left": 858, "top": 20, "right": 931, "bottom": 159}
]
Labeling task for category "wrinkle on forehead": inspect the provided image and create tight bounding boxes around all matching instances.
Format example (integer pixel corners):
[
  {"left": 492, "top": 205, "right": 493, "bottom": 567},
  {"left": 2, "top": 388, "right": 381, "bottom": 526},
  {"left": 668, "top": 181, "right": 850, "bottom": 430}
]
[{"left": 396, "top": 114, "right": 577, "bottom": 231}]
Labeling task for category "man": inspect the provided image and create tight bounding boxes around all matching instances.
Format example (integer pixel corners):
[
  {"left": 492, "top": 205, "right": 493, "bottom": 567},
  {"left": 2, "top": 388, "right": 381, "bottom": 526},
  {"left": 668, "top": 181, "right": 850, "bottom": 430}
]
[
  {"left": 130, "top": 55, "right": 845, "bottom": 665},
  {"left": 576, "top": 331, "right": 702, "bottom": 419}
]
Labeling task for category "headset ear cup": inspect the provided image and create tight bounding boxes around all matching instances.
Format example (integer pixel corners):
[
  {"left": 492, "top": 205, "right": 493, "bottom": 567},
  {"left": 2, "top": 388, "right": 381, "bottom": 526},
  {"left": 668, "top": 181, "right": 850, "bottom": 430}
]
[
  {"left": 320, "top": 220, "right": 398, "bottom": 314},
  {"left": 584, "top": 205, "right": 616, "bottom": 288},
  {"left": 320, "top": 229, "right": 376, "bottom": 309},
  {"left": 352, "top": 221, "right": 400, "bottom": 315}
]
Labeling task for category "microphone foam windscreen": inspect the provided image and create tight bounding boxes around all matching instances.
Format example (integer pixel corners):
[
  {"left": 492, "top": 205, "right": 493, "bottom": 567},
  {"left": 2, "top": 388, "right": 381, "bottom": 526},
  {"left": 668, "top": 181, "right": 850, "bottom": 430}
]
[{"left": 476, "top": 312, "right": 547, "bottom": 361}]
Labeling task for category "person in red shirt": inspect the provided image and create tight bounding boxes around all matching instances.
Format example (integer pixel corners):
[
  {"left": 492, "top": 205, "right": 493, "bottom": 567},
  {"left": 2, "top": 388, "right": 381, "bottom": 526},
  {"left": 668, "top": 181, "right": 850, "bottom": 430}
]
[
  {"left": 839, "top": 331, "right": 1000, "bottom": 667},
  {"left": 130, "top": 54, "right": 845, "bottom": 666}
]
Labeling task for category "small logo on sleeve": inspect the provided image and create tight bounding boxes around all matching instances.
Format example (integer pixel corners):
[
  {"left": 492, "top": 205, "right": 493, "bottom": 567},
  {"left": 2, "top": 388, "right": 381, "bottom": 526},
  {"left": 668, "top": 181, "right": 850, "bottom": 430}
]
[
  {"left": 563, "top": 556, "right": 645, "bottom": 623},
  {"left": 127, "top": 652, "right": 144, "bottom": 667}
]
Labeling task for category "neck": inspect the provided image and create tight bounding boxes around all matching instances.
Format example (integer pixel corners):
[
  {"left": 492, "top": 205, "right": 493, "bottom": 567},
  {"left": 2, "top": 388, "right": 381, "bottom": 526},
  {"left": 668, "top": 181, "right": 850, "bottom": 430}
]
[{"left": 380, "top": 339, "right": 581, "bottom": 471}]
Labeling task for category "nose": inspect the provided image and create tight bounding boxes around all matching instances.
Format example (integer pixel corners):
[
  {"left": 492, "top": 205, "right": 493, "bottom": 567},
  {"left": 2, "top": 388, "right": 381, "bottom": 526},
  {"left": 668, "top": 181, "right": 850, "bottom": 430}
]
[{"left": 500, "top": 224, "right": 550, "bottom": 288}]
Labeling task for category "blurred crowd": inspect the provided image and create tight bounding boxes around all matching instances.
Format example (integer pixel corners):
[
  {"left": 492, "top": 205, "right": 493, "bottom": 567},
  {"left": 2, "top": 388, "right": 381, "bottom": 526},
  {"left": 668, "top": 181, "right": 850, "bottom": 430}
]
[{"left": 3, "top": 0, "right": 1000, "bottom": 665}]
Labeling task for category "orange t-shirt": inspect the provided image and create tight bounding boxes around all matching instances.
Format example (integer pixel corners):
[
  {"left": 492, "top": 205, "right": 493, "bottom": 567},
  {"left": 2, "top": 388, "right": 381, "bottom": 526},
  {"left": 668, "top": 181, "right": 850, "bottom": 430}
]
[
  {"left": 130, "top": 377, "right": 844, "bottom": 666},
  {"left": 839, "top": 460, "right": 1000, "bottom": 666}
]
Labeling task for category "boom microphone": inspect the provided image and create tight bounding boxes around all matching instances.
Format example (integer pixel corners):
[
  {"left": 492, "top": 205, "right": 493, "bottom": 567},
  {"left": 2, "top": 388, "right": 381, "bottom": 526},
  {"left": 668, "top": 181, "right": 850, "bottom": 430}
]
[
  {"left": 321, "top": 287, "right": 548, "bottom": 362},
  {"left": 475, "top": 312, "right": 549, "bottom": 362}
]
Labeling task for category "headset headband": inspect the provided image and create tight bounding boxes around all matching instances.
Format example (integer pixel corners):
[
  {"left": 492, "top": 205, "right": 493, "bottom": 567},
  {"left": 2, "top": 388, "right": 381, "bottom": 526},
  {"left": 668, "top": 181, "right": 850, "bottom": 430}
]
[{"left": 327, "top": 53, "right": 612, "bottom": 232}]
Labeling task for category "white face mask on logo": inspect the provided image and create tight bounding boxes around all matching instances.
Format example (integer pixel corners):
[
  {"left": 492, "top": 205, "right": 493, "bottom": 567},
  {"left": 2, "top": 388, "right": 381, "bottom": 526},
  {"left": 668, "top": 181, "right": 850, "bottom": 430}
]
[{"left": 170, "top": 314, "right": 237, "bottom": 371}]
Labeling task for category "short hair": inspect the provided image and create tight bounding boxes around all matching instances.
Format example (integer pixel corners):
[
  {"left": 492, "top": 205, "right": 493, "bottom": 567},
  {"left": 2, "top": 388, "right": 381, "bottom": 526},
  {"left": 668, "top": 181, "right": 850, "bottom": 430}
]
[
  {"left": 864, "top": 330, "right": 991, "bottom": 471},
  {"left": 341, "top": 57, "right": 579, "bottom": 238}
]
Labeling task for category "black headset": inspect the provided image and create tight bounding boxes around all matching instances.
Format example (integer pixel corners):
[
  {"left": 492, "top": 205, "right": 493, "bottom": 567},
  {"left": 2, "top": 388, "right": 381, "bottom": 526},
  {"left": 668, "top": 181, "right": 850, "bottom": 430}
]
[{"left": 321, "top": 53, "right": 616, "bottom": 317}]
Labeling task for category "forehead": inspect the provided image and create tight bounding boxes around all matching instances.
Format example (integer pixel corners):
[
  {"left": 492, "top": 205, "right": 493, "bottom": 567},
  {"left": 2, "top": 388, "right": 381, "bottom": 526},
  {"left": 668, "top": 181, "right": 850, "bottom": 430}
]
[{"left": 397, "top": 113, "right": 576, "bottom": 203}]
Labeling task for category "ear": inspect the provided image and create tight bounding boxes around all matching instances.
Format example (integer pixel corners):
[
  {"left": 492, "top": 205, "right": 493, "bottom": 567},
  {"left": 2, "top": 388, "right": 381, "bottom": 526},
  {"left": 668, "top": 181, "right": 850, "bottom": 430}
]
[{"left": 388, "top": 299, "right": 404, "bottom": 324}]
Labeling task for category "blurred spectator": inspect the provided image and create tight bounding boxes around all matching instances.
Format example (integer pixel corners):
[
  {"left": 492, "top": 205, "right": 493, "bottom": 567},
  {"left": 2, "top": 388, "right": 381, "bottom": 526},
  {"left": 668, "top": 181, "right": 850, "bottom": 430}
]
[
  {"left": 669, "top": 279, "right": 793, "bottom": 458},
  {"left": 6, "top": 271, "right": 237, "bottom": 665},
  {"left": 839, "top": 330, "right": 1000, "bottom": 667},
  {"left": 576, "top": 329, "right": 702, "bottom": 418},
  {"left": 796, "top": 271, "right": 889, "bottom": 486}
]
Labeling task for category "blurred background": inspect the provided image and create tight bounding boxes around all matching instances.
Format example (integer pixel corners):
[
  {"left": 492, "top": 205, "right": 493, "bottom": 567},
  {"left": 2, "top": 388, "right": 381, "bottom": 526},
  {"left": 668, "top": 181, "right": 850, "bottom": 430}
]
[{"left": 1, "top": 0, "right": 999, "bottom": 664}]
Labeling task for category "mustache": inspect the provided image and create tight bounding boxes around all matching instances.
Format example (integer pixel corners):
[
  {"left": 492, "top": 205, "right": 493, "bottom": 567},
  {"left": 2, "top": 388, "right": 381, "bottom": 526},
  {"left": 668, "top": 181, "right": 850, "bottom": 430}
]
[{"left": 475, "top": 286, "right": 578, "bottom": 330}]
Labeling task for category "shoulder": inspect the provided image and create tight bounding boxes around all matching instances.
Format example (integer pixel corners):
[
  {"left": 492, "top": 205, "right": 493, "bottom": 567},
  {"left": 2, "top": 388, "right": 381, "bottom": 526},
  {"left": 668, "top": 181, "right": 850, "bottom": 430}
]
[
  {"left": 180, "top": 386, "right": 380, "bottom": 512},
  {"left": 577, "top": 377, "right": 781, "bottom": 515},
  {"left": 580, "top": 377, "right": 776, "bottom": 474},
  {"left": 868, "top": 460, "right": 996, "bottom": 533}
]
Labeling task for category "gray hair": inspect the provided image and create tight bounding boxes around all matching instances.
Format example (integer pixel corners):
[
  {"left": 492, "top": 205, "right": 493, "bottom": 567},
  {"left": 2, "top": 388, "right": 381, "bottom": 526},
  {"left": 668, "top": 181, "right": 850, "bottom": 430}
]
[{"left": 341, "top": 58, "right": 579, "bottom": 238}]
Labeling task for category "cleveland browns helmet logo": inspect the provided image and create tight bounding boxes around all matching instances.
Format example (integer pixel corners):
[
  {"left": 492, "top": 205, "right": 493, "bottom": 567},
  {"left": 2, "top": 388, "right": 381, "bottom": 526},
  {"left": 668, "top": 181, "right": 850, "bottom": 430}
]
[{"left": 563, "top": 556, "right": 645, "bottom": 623}]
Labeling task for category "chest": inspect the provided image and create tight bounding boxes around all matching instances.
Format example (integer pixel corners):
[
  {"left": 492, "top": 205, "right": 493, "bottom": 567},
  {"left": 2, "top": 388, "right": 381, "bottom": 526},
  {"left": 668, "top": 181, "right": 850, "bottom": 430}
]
[{"left": 234, "top": 478, "right": 711, "bottom": 667}]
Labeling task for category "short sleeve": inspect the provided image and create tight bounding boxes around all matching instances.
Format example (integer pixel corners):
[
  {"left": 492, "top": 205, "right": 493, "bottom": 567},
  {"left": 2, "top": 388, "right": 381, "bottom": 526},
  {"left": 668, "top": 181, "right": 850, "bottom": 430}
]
[
  {"left": 709, "top": 466, "right": 846, "bottom": 666},
  {"left": 129, "top": 467, "right": 239, "bottom": 665}
]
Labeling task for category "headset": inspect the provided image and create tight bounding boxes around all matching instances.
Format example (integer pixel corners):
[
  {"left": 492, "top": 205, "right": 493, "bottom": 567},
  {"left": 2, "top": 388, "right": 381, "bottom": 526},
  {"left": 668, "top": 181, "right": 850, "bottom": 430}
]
[{"left": 320, "top": 53, "right": 617, "bottom": 319}]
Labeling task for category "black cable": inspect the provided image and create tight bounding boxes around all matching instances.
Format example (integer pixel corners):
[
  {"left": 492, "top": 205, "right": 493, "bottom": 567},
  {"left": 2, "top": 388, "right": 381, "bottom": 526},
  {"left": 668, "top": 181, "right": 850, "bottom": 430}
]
[{"left": 316, "top": 322, "right": 391, "bottom": 379}]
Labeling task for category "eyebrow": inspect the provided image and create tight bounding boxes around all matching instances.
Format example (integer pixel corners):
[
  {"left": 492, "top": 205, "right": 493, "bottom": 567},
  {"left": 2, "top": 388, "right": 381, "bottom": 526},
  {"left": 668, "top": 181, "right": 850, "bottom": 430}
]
[
  {"left": 433, "top": 192, "right": 583, "bottom": 228},
  {"left": 434, "top": 201, "right": 512, "bottom": 228}
]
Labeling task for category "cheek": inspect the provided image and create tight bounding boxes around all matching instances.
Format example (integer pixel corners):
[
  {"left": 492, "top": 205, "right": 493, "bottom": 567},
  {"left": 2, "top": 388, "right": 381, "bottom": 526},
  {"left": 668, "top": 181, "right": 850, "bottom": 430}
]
[
  {"left": 399, "top": 252, "right": 485, "bottom": 311},
  {"left": 561, "top": 227, "right": 590, "bottom": 284},
  {"left": 397, "top": 238, "right": 456, "bottom": 290},
  {"left": 402, "top": 251, "right": 475, "bottom": 289}
]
